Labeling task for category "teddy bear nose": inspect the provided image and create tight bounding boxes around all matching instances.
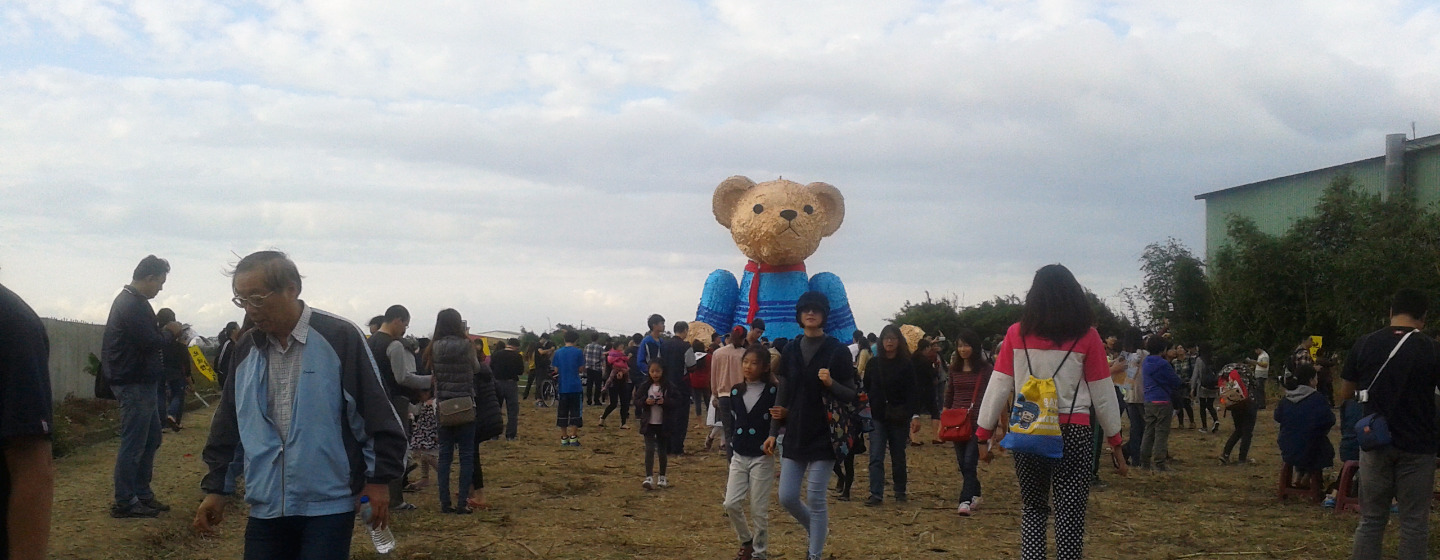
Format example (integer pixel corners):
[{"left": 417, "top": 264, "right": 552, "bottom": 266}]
[{"left": 779, "top": 209, "right": 798, "bottom": 221}]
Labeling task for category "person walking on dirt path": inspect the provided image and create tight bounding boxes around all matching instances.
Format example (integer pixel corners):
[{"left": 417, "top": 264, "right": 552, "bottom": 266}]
[
  {"left": 155, "top": 307, "right": 193, "bottom": 432},
  {"left": 975, "top": 264, "right": 1128, "bottom": 560},
  {"left": 489, "top": 339, "right": 524, "bottom": 441},
  {"left": 0, "top": 281, "right": 56, "bottom": 558},
  {"left": 863, "top": 324, "right": 920, "bottom": 507},
  {"left": 764, "top": 291, "right": 857, "bottom": 560},
  {"left": 369, "top": 304, "right": 430, "bottom": 512},
  {"left": 1343, "top": 289, "right": 1440, "bottom": 560},
  {"left": 711, "top": 326, "right": 748, "bottom": 458},
  {"left": 1139, "top": 335, "right": 1180, "bottom": 472},
  {"left": 195, "top": 250, "right": 407, "bottom": 560},
  {"left": 723, "top": 345, "right": 779, "bottom": 560},
  {"left": 601, "top": 339, "right": 632, "bottom": 429},
  {"left": 104, "top": 254, "right": 184, "bottom": 519},
  {"left": 1218, "top": 362, "right": 1256, "bottom": 466},
  {"left": 944, "top": 329, "right": 991, "bottom": 516}
]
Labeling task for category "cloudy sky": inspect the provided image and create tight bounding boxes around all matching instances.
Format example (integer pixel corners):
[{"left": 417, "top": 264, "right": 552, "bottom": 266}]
[{"left": 2, "top": 0, "right": 1437, "bottom": 338}]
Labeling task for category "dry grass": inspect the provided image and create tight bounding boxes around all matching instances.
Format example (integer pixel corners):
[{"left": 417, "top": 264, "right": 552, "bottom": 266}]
[{"left": 49, "top": 400, "right": 1434, "bottom": 559}]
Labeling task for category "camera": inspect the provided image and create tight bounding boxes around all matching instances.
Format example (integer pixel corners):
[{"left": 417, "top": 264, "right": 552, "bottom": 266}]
[{"left": 1358, "top": 390, "right": 1370, "bottom": 403}]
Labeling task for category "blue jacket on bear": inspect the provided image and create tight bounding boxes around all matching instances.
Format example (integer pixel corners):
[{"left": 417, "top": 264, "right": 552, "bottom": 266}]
[{"left": 695, "top": 261, "right": 856, "bottom": 341}]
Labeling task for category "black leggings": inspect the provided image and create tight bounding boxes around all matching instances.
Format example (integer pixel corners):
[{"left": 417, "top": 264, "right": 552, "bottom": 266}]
[
  {"left": 644, "top": 428, "right": 668, "bottom": 477},
  {"left": 602, "top": 381, "right": 630, "bottom": 424},
  {"left": 833, "top": 451, "right": 855, "bottom": 496},
  {"left": 1175, "top": 396, "right": 1195, "bottom": 426},
  {"left": 1198, "top": 397, "right": 1218, "bottom": 427},
  {"left": 470, "top": 440, "right": 484, "bottom": 490},
  {"left": 1223, "top": 403, "right": 1256, "bottom": 461}
]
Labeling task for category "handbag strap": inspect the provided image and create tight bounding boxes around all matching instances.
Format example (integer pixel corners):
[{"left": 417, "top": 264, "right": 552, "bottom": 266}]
[
  {"left": 1363, "top": 329, "right": 1417, "bottom": 392},
  {"left": 1022, "top": 338, "right": 1082, "bottom": 416},
  {"left": 967, "top": 369, "right": 983, "bottom": 411}
]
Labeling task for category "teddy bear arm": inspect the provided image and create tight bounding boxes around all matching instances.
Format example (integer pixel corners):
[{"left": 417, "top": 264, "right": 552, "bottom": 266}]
[
  {"left": 696, "top": 269, "right": 740, "bottom": 334},
  {"left": 808, "top": 272, "right": 857, "bottom": 338}
]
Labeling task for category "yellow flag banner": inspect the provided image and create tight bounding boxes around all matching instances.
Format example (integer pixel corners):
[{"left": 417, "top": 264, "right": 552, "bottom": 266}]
[{"left": 189, "top": 345, "right": 217, "bottom": 382}]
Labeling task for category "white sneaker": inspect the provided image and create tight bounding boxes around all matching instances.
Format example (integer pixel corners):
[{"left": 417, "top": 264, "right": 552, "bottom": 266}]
[
  {"left": 970, "top": 496, "right": 982, "bottom": 511},
  {"left": 657, "top": 475, "right": 669, "bottom": 488},
  {"left": 642, "top": 476, "right": 654, "bottom": 490},
  {"left": 957, "top": 501, "right": 972, "bottom": 516}
]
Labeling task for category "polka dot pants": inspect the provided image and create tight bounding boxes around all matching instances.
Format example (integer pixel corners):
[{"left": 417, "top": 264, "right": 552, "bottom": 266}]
[{"left": 1013, "top": 424, "right": 1093, "bottom": 560}]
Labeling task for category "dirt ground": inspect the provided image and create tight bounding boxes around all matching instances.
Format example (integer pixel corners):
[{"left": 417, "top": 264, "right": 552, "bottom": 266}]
[{"left": 49, "top": 398, "right": 1433, "bottom": 559}]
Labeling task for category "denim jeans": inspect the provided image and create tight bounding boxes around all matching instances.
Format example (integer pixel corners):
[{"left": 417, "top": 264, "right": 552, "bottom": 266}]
[
  {"left": 495, "top": 379, "right": 519, "bottom": 439},
  {"left": 867, "top": 419, "right": 909, "bottom": 500},
  {"left": 778, "top": 457, "right": 834, "bottom": 560},
  {"left": 243, "top": 512, "right": 353, "bottom": 560},
  {"left": 1352, "top": 446, "right": 1436, "bottom": 560},
  {"left": 112, "top": 382, "right": 162, "bottom": 505},
  {"left": 1125, "top": 403, "right": 1145, "bottom": 464},
  {"left": 437, "top": 421, "right": 476, "bottom": 510},
  {"left": 165, "top": 378, "right": 187, "bottom": 422},
  {"left": 724, "top": 454, "right": 776, "bottom": 559},
  {"left": 954, "top": 438, "right": 981, "bottom": 503}
]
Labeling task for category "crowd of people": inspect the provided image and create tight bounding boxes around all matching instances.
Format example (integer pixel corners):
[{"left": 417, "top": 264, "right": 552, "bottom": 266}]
[{"left": 2, "top": 251, "right": 1439, "bottom": 560}]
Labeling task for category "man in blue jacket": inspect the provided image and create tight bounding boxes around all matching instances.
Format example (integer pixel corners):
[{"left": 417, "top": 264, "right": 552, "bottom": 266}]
[
  {"left": 1139, "top": 335, "right": 1181, "bottom": 471},
  {"left": 103, "top": 255, "right": 183, "bottom": 518},
  {"left": 193, "top": 251, "right": 407, "bottom": 560}
]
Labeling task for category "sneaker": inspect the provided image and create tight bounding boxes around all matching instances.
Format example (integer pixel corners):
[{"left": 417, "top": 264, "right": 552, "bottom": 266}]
[
  {"left": 571, "top": 438, "right": 581, "bottom": 447},
  {"left": 1218, "top": 455, "right": 1230, "bottom": 466},
  {"left": 561, "top": 438, "right": 571, "bottom": 447},
  {"left": 393, "top": 502, "right": 417, "bottom": 511},
  {"left": 643, "top": 476, "right": 654, "bottom": 490},
  {"left": 110, "top": 502, "right": 161, "bottom": 519},
  {"left": 970, "top": 496, "right": 982, "bottom": 511},
  {"left": 657, "top": 475, "right": 669, "bottom": 488},
  {"left": 864, "top": 496, "right": 882, "bottom": 507},
  {"left": 139, "top": 497, "right": 171, "bottom": 512},
  {"left": 620, "top": 424, "right": 631, "bottom": 430},
  {"left": 736, "top": 543, "right": 755, "bottom": 560},
  {"left": 1323, "top": 496, "right": 1337, "bottom": 508},
  {"left": 957, "top": 501, "right": 972, "bottom": 516},
  {"left": 895, "top": 494, "right": 908, "bottom": 503},
  {"left": 1212, "top": 421, "right": 1221, "bottom": 433}
]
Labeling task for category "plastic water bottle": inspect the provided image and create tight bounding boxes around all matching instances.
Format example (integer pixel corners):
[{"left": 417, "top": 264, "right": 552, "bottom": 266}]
[{"left": 358, "top": 496, "right": 396, "bottom": 554}]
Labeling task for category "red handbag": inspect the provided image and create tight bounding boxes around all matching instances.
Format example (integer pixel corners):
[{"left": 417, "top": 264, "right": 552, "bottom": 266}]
[{"left": 938, "top": 373, "right": 985, "bottom": 443}]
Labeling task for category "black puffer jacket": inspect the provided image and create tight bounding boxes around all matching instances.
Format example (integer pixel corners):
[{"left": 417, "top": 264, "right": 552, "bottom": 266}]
[
  {"left": 473, "top": 361, "right": 504, "bottom": 441},
  {"left": 430, "top": 336, "right": 478, "bottom": 401}
]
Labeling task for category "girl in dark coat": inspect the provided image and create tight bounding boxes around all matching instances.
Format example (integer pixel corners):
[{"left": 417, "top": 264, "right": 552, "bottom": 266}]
[
  {"left": 633, "top": 361, "right": 684, "bottom": 489},
  {"left": 1274, "top": 364, "right": 1335, "bottom": 475}
]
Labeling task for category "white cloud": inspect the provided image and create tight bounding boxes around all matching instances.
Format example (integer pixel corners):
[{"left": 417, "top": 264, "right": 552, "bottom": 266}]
[{"left": 2, "top": 0, "right": 1438, "bottom": 337}]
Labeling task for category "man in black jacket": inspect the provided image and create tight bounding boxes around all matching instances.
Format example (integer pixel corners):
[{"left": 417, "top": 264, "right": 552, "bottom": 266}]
[
  {"left": 661, "top": 322, "right": 697, "bottom": 454},
  {"left": 490, "top": 339, "right": 525, "bottom": 440},
  {"left": 104, "top": 255, "right": 183, "bottom": 519}
]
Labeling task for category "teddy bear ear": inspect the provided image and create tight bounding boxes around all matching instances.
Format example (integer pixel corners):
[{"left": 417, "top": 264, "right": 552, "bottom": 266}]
[
  {"left": 807, "top": 182, "right": 845, "bottom": 237},
  {"left": 713, "top": 175, "right": 756, "bottom": 229}
]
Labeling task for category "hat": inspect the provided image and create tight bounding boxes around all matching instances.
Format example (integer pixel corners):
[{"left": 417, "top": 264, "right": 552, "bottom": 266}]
[{"left": 795, "top": 291, "right": 831, "bottom": 325}]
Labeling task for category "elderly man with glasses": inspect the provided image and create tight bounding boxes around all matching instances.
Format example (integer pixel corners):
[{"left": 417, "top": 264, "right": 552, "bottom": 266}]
[{"left": 194, "top": 251, "right": 406, "bottom": 560}]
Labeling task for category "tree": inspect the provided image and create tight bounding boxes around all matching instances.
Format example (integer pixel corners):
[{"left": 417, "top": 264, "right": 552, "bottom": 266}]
[
  {"left": 1207, "top": 174, "right": 1440, "bottom": 362},
  {"left": 1135, "top": 238, "right": 1209, "bottom": 344}
]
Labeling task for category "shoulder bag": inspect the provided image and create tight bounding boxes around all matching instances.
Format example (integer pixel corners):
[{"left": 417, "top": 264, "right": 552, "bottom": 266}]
[
  {"left": 938, "top": 372, "right": 985, "bottom": 443},
  {"left": 1356, "top": 330, "right": 1416, "bottom": 451}
]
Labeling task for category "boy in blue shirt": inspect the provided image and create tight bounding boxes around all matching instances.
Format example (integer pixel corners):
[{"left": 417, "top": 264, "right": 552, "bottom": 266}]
[{"left": 552, "top": 331, "right": 587, "bottom": 446}]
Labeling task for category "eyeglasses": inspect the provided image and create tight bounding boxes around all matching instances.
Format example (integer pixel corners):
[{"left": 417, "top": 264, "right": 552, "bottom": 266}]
[{"left": 231, "top": 292, "right": 276, "bottom": 308}]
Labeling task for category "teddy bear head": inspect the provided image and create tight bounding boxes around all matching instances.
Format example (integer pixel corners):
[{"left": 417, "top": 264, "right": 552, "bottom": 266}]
[{"left": 712, "top": 176, "right": 845, "bottom": 266}]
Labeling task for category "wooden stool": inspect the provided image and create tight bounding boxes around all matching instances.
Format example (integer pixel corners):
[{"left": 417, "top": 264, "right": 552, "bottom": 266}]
[
  {"left": 1334, "top": 460, "right": 1361, "bottom": 514},
  {"left": 1278, "top": 462, "right": 1325, "bottom": 503}
]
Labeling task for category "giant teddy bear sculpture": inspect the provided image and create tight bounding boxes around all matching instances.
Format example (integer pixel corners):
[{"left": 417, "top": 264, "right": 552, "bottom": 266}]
[{"left": 694, "top": 176, "right": 856, "bottom": 341}]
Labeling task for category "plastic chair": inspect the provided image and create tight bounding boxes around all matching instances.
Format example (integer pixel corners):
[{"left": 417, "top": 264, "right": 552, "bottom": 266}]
[
  {"left": 1333, "top": 460, "right": 1361, "bottom": 514},
  {"left": 1277, "top": 462, "right": 1325, "bottom": 503}
]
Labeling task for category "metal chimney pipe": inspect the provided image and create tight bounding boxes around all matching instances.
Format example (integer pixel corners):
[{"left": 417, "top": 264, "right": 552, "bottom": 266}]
[{"left": 1384, "top": 133, "right": 1406, "bottom": 200}]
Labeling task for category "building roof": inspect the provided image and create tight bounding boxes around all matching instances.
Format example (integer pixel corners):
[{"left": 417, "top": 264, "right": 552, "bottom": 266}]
[{"left": 1195, "top": 132, "right": 1440, "bottom": 200}]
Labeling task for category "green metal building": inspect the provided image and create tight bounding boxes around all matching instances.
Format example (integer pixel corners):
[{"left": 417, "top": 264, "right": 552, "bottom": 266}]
[{"left": 1196, "top": 133, "right": 1440, "bottom": 259}]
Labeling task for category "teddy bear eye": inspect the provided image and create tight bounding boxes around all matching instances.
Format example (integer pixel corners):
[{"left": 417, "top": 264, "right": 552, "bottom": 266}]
[
  {"left": 803, "top": 205, "right": 815, "bottom": 214},
  {"left": 753, "top": 204, "right": 764, "bottom": 214}
]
